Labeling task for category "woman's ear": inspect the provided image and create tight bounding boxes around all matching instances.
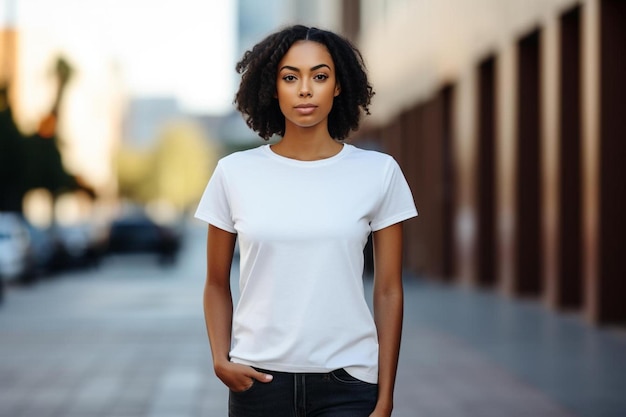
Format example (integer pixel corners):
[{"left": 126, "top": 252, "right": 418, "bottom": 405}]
[{"left": 334, "top": 83, "right": 341, "bottom": 97}]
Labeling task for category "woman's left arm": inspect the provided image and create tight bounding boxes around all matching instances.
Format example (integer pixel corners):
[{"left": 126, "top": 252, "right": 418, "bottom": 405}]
[{"left": 370, "top": 222, "right": 404, "bottom": 417}]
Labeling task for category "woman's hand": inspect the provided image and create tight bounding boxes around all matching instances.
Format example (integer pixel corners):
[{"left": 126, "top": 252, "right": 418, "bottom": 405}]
[
  {"left": 214, "top": 361, "right": 273, "bottom": 392},
  {"left": 369, "top": 404, "right": 393, "bottom": 417}
]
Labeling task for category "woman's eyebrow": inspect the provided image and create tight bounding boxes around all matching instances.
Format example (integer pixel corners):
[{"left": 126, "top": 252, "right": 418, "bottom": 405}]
[{"left": 279, "top": 64, "right": 332, "bottom": 72}]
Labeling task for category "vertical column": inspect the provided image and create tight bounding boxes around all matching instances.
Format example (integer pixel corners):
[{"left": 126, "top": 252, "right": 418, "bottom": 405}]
[
  {"left": 584, "top": 0, "right": 626, "bottom": 324},
  {"left": 549, "top": 7, "right": 583, "bottom": 309},
  {"left": 476, "top": 57, "right": 497, "bottom": 287},
  {"left": 420, "top": 95, "right": 446, "bottom": 279},
  {"left": 402, "top": 105, "right": 425, "bottom": 277},
  {"left": 399, "top": 92, "right": 454, "bottom": 281},
  {"left": 441, "top": 85, "right": 456, "bottom": 280},
  {"left": 515, "top": 30, "right": 543, "bottom": 295}
]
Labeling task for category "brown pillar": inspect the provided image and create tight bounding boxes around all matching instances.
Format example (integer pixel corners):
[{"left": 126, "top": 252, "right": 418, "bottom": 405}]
[
  {"left": 476, "top": 57, "right": 497, "bottom": 287},
  {"left": 555, "top": 7, "right": 583, "bottom": 309},
  {"left": 401, "top": 106, "right": 425, "bottom": 277},
  {"left": 585, "top": 0, "right": 626, "bottom": 324},
  {"left": 515, "top": 30, "right": 543, "bottom": 295},
  {"left": 441, "top": 86, "right": 456, "bottom": 280},
  {"left": 421, "top": 98, "right": 443, "bottom": 279},
  {"left": 379, "top": 90, "right": 455, "bottom": 281}
]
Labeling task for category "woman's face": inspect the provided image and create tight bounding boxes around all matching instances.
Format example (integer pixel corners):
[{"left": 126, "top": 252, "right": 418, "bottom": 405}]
[{"left": 276, "top": 40, "right": 340, "bottom": 133}]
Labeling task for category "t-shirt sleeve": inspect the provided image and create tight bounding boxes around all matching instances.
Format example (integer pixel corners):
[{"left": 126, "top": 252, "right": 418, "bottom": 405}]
[
  {"left": 370, "top": 157, "right": 418, "bottom": 231},
  {"left": 194, "top": 161, "right": 237, "bottom": 233}
]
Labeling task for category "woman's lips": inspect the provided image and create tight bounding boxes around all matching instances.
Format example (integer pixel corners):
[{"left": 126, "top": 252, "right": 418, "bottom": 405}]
[{"left": 294, "top": 104, "right": 317, "bottom": 115}]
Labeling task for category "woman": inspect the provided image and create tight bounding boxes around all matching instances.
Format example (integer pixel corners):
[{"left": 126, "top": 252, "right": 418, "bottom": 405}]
[{"left": 195, "top": 25, "right": 418, "bottom": 417}]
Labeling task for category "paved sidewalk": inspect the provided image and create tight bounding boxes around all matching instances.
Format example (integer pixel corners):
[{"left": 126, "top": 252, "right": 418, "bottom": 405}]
[
  {"left": 1, "top": 226, "right": 624, "bottom": 417},
  {"left": 396, "top": 278, "right": 626, "bottom": 417}
]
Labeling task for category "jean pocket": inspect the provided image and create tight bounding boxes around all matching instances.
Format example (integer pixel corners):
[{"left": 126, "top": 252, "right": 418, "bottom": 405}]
[
  {"left": 330, "top": 368, "right": 373, "bottom": 385},
  {"left": 230, "top": 379, "right": 257, "bottom": 394}
]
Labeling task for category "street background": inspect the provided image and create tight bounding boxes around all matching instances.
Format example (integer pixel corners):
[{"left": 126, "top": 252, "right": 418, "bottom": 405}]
[
  {"left": 2, "top": 221, "right": 625, "bottom": 417},
  {"left": 2, "top": 1, "right": 626, "bottom": 416}
]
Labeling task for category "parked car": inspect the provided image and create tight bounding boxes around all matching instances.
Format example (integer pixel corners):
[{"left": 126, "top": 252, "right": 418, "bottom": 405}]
[
  {"left": 0, "top": 213, "right": 36, "bottom": 285},
  {"left": 23, "top": 221, "right": 61, "bottom": 275},
  {"left": 54, "top": 222, "right": 107, "bottom": 269},
  {"left": 106, "top": 215, "right": 181, "bottom": 264}
]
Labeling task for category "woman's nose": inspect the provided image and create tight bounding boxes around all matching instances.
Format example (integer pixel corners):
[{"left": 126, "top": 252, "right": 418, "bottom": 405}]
[{"left": 299, "top": 82, "right": 312, "bottom": 97}]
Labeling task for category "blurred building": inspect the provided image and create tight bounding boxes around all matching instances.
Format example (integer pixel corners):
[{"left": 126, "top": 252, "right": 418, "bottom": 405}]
[
  {"left": 327, "top": 0, "right": 624, "bottom": 326},
  {"left": 124, "top": 97, "right": 182, "bottom": 149},
  {"left": 227, "top": 0, "right": 626, "bottom": 325},
  {"left": 237, "top": 0, "right": 341, "bottom": 53}
]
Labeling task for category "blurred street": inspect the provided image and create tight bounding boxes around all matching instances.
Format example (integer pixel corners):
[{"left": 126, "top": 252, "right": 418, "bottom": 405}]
[{"left": 1, "top": 223, "right": 625, "bottom": 417}]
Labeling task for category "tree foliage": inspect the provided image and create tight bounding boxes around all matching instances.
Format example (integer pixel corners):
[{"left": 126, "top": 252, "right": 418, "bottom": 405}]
[{"left": 115, "top": 119, "right": 218, "bottom": 212}]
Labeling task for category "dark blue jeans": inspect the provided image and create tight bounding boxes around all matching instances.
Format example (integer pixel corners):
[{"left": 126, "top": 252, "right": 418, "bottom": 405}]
[{"left": 228, "top": 368, "right": 378, "bottom": 417}]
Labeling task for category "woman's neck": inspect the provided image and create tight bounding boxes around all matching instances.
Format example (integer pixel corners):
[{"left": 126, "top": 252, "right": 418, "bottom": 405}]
[{"left": 272, "top": 126, "right": 343, "bottom": 161}]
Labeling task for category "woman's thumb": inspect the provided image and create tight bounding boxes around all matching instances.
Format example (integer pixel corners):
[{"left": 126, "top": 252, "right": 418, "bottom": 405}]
[{"left": 255, "top": 371, "right": 273, "bottom": 383}]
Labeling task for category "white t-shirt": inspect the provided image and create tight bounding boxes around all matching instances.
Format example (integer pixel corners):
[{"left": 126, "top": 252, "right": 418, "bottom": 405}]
[{"left": 195, "top": 143, "right": 417, "bottom": 383}]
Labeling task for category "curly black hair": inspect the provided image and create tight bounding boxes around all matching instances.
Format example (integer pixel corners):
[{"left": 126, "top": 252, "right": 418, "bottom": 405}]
[{"left": 234, "top": 25, "right": 374, "bottom": 141}]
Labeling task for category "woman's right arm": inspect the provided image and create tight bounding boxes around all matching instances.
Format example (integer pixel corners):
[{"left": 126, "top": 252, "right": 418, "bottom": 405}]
[
  {"left": 204, "top": 225, "right": 273, "bottom": 391},
  {"left": 204, "top": 224, "right": 236, "bottom": 373}
]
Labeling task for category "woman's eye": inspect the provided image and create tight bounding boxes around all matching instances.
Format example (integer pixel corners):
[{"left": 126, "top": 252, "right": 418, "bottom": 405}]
[
  {"left": 314, "top": 74, "right": 329, "bottom": 81},
  {"left": 283, "top": 75, "right": 297, "bottom": 82}
]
